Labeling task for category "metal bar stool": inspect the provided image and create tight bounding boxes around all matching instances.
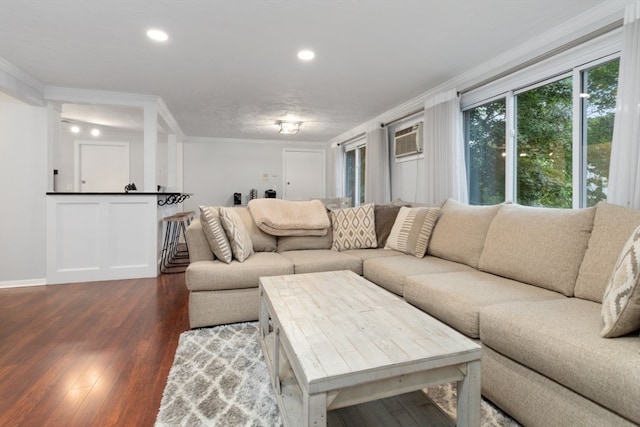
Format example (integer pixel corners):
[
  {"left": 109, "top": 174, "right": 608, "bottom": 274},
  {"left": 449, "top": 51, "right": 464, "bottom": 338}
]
[{"left": 160, "top": 211, "right": 195, "bottom": 274}]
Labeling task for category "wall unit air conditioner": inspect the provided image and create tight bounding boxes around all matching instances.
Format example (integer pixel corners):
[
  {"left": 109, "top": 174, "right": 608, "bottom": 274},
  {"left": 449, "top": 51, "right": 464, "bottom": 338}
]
[{"left": 394, "top": 122, "right": 423, "bottom": 158}]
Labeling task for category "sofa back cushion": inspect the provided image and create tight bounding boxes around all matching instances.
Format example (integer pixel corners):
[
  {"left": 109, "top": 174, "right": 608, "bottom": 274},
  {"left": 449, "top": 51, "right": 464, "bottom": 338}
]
[
  {"left": 478, "top": 204, "right": 595, "bottom": 296},
  {"left": 276, "top": 229, "right": 333, "bottom": 252},
  {"left": 232, "top": 207, "right": 277, "bottom": 252},
  {"left": 427, "top": 199, "right": 501, "bottom": 268},
  {"left": 575, "top": 201, "right": 640, "bottom": 302}
]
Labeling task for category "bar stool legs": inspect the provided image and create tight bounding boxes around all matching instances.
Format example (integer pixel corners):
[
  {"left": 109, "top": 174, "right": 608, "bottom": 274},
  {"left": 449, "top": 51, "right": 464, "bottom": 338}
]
[{"left": 161, "top": 211, "right": 194, "bottom": 274}]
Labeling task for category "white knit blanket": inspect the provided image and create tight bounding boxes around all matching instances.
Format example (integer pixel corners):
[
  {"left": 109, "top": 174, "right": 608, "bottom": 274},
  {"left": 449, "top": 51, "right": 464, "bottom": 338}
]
[{"left": 248, "top": 199, "right": 330, "bottom": 236}]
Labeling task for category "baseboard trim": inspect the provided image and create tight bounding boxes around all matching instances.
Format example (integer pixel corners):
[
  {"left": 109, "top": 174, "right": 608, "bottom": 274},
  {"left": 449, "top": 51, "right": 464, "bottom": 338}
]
[{"left": 0, "top": 278, "right": 47, "bottom": 289}]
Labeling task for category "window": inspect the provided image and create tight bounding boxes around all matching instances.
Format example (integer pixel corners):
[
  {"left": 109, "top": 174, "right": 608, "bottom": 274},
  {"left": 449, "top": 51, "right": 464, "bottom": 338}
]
[
  {"left": 463, "top": 55, "right": 620, "bottom": 208},
  {"left": 464, "top": 98, "right": 506, "bottom": 205},
  {"left": 516, "top": 76, "right": 573, "bottom": 207},
  {"left": 344, "top": 143, "right": 366, "bottom": 205},
  {"left": 581, "top": 59, "right": 619, "bottom": 207}
]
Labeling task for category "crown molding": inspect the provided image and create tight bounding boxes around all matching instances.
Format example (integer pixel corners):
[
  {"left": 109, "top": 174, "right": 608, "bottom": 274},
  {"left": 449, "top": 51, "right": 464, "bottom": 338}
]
[
  {"left": 328, "top": 0, "right": 630, "bottom": 146},
  {"left": 0, "top": 57, "right": 46, "bottom": 105},
  {"left": 44, "top": 86, "right": 159, "bottom": 107},
  {"left": 185, "top": 135, "right": 327, "bottom": 147},
  {"left": 157, "top": 97, "right": 184, "bottom": 139}
]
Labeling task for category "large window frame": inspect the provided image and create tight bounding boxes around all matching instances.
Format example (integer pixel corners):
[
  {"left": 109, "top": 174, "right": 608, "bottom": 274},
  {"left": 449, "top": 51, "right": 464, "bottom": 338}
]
[
  {"left": 462, "top": 30, "right": 621, "bottom": 208},
  {"left": 343, "top": 138, "right": 366, "bottom": 206}
]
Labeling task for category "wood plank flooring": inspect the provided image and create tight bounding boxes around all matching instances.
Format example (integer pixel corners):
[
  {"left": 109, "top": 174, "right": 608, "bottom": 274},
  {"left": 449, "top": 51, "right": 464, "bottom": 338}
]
[{"left": 0, "top": 274, "right": 190, "bottom": 427}]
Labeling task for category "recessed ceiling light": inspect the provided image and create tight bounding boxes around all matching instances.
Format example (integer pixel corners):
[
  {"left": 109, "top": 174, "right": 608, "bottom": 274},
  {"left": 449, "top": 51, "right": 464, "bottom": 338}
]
[
  {"left": 70, "top": 125, "right": 80, "bottom": 133},
  {"left": 147, "top": 29, "right": 169, "bottom": 42},
  {"left": 91, "top": 128, "right": 100, "bottom": 137},
  {"left": 297, "top": 50, "right": 315, "bottom": 61}
]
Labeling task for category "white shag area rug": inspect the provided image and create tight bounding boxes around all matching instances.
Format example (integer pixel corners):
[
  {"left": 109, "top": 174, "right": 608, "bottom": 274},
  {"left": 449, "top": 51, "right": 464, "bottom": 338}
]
[{"left": 155, "top": 322, "right": 519, "bottom": 427}]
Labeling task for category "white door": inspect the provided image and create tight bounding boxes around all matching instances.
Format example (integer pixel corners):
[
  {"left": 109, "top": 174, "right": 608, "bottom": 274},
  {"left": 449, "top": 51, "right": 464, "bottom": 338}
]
[
  {"left": 283, "top": 149, "right": 326, "bottom": 200},
  {"left": 75, "top": 141, "right": 130, "bottom": 192}
]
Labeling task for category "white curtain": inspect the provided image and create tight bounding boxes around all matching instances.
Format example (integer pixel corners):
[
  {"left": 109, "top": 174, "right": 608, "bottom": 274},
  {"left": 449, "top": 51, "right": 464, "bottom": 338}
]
[
  {"left": 364, "top": 128, "right": 391, "bottom": 203},
  {"left": 607, "top": 1, "right": 640, "bottom": 208},
  {"left": 422, "top": 88, "right": 468, "bottom": 205},
  {"left": 327, "top": 143, "right": 343, "bottom": 198}
]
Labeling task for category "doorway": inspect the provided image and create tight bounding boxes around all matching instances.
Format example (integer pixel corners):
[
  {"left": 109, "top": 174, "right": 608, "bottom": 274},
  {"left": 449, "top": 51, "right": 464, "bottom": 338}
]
[
  {"left": 74, "top": 141, "right": 130, "bottom": 192},
  {"left": 283, "top": 149, "right": 326, "bottom": 200}
]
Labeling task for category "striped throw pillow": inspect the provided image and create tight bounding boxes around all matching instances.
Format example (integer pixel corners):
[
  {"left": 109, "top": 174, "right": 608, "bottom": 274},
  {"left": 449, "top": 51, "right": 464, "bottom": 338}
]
[
  {"left": 385, "top": 207, "right": 440, "bottom": 258},
  {"left": 219, "top": 207, "right": 255, "bottom": 262},
  {"left": 199, "top": 206, "right": 233, "bottom": 264}
]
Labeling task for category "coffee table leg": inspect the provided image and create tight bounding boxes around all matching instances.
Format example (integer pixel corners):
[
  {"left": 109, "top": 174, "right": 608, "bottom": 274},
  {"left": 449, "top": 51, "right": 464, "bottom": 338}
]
[
  {"left": 302, "top": 392, "right": 326, "bottom": 427},
  {"left": 259, "top": 287, "right": 269, "bottom": 338},
  {"left": 456, "top": 360, "right": 481, "bottom": 427}
]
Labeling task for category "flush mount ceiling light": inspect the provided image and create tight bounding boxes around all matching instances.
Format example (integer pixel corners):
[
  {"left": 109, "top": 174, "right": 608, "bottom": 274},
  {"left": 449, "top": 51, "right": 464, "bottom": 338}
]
[
  {"left": 70, "top": 125, "right": 80, "bottom": 133},
  {"left": 276, "top": 120, "right": 302, "bottom": 134},
  {"left": 297, "top": 49, "right": 315, "bottom": 61},
  {"left": 147, "top": 28, "right": 169, "bottom": 42},
  {"left": 91, "top": 128, "right": 101, "bottom": 137}
]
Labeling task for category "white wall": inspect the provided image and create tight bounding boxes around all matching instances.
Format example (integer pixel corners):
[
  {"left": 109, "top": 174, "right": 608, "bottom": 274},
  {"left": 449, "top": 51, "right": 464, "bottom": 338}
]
[
  {"left": 0, "top": 92, "right": 48, "bottom": 286},
  {"left": 183, "top": 137, "right": 327, "bottom": 211}
]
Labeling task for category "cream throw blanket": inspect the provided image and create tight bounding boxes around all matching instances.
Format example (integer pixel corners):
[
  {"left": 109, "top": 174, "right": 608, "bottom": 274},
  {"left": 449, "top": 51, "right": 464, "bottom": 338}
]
[{"left": 247, "top": 199, "right": 330, "bottom": 236}]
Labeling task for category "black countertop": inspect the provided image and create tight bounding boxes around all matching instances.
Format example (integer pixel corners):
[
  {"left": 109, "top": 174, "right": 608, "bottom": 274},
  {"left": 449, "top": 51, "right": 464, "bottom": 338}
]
[{"left": 46, "top": 192, "right": 192, "bottom": 206}]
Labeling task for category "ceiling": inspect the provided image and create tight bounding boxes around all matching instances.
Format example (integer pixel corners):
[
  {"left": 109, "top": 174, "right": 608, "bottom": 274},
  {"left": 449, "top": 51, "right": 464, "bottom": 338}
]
[{"left": 0, "top": 0, "right": 618, "bottom": 142}]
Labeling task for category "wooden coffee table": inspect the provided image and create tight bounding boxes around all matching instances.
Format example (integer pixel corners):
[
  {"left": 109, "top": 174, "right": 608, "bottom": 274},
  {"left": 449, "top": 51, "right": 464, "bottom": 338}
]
[{"left": 259, "top": 270, "right": 482, "bottom": 427}]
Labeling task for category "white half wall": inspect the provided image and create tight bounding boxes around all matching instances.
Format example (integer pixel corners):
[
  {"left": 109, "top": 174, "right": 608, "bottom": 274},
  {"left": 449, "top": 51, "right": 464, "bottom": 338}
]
[
  {"left": 0, "top": 92, "right": 48, "bottom": 287},
  {"left": 183, "top": 137, "right": 327, "bottom": 211}
]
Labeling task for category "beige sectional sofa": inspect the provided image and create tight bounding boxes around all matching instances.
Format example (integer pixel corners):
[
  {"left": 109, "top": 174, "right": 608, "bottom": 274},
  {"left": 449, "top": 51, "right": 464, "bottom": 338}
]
[{"left": 184, "top": 199, "right": 640, "bottom": 426}]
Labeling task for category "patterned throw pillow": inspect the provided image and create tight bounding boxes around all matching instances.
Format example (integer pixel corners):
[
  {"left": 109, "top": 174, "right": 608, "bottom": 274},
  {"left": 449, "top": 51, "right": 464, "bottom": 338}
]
[
  {"left": 385, "top": 206, "right": 440, "bottom": 258},
  {"left": 199, "top": 206, "right": 233, "bottom": 264},
  {"left": 601, "top": 224, "right": 640, "bottom": 338},
  {"left": 219, "top": 207, "right": 255, "bottom": 262},
  {"left": 330, "top": 203, "right": 377, "bottom": 251}
]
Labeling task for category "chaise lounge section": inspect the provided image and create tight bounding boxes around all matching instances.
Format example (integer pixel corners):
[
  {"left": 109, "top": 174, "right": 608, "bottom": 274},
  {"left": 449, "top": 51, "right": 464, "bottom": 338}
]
[{"left": 184, "top": 199, "right": 640, "bottom": 426}]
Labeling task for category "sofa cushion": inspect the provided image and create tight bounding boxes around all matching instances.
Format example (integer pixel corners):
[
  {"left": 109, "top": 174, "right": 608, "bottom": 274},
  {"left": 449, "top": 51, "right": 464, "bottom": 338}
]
[
  {"left": 219, "top": 207, "right": 255, "bottom": 262},
  {"left": 279, "top": 250, "right": 362, "bottom": 275},
  {"left": 480, "top": 298, "right": 640, "bottom": 425},
  {"left": 330, "top": 203, "right": 377, "bottom": 251},
  {"left": 575, "top": 201, "right": 640, "bottom": 303},
  {"left": 427, "top": 199, "right": 501, "bottom": 268},
  {"left": 276, "top": 230, "right": 333, "bottom": 252},
  {"left": 232, "top": 207, "right": 277, "bottom": 252},
  {"left": 363, "top": 255, "right": 471, "bottom": 296},
  {"left": 478, "top": 204, "right": 595, "bottom": 296},
  {"left": 199, "top": 206, "right": 233, "bottom": 264},
  {"left": 374, "top": 204, "right": 405, "bottom": 247},
  {"left": 404, "top": 270, "right": 565, "bottom": 338},
  {"left": 601, "top": 225, "right": 640, "bottom": 337},
  {"left": 343, "top": 248, "right": 405, "bottom": 262},
  {"left": 185, "top": 253, "right": 294, "bottom": 291},
  {"left": 385, "top": 206, "right": 440, "bottom": 258},
  {"left": 185, "top": 219, "right": 215, "bottom": 262}
]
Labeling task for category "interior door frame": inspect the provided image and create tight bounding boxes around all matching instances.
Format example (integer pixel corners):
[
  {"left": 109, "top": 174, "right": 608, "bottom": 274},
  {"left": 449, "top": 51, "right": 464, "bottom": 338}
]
[
  {"left": 282, "top": 148, "right": 326, "bottom": 200},
  {"left": 74, "top": 140, "right": 130, "bottom": 192}
]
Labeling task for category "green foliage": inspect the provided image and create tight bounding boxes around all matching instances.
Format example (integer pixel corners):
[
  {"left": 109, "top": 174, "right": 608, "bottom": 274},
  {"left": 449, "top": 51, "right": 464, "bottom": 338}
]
[
  {"left": 465, "top": 59, "right": 619, "bottom": 208},
  {"left": 465, "top": 100, "right": 506, "bottom": 205},
  {"left": 516, "top": 77, "right": 573, "bottom": 208}
]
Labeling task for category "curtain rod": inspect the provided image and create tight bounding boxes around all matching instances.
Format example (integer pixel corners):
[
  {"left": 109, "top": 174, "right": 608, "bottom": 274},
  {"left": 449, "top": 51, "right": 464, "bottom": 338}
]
[
  {"left": 335, "top": 131, "right": 365, "bottom": 147},
  {"left": 382, "top": 107, "right": 425, "bottom": 127},
  {"left": 459, "top": 19, "right": 623, "bottom": 95}
]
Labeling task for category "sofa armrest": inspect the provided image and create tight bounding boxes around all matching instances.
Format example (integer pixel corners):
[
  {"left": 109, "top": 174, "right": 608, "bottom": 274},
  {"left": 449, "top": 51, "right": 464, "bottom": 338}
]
[{"left": 185, "top": 219, "right": 215, "bottom": 262}]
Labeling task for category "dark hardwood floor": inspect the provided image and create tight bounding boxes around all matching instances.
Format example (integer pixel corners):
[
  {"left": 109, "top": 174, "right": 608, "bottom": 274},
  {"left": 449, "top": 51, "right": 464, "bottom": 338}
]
[{"left": 0, "top": 273, "right": 190, "bottom": 427}]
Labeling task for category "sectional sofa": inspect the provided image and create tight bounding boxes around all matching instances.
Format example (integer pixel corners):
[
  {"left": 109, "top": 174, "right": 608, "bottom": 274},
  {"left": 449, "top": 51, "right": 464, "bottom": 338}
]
[{"left": 184, "top": 199, "right": 640, "bottom": 427}]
